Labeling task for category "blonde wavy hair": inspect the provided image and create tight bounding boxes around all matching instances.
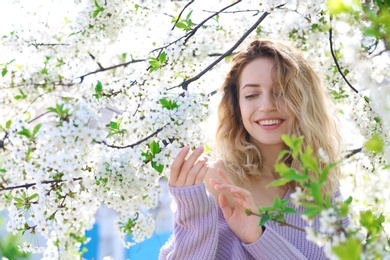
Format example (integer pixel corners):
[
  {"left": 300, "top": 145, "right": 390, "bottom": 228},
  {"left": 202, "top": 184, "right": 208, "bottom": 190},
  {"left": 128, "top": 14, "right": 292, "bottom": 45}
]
[{"left": 215, "top": 39, "right": 342, "bottom": 195}]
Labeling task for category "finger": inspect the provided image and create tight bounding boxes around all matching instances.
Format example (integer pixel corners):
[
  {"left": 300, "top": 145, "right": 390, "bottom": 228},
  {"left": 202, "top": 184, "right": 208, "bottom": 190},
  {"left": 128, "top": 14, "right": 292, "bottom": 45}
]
[
  {"left": 170, "top": 146, "right": 190, "bottom": 185},
  {"left": 219, "top": 193, "right": 233, "bottom": 220},
  {"left": 217, "top": 168, "right": 234, "bottom": 185},
  {"left": 230, "top": 188, "right": 257, "bottom": 211},
  {"left": 230, "top": 187, "right": 252, "bottom": 199},
  {"left": 195, "top": 162, "right": 209, "bottom": 185},
  {"left": 210, "top": 179, "right": 239, "bottom": 193},
  {"left": 184, "top": 157, "right": 208, "bottom": 186},
  {"left": 176, "top": 146, "right": 204, "bottom": 184}
]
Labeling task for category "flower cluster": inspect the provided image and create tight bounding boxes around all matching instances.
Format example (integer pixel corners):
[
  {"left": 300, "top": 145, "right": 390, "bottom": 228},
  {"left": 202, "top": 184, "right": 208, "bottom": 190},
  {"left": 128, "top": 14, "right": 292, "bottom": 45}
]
[{"left": 0, "top": 0, "right": 389, "bottom": 258}]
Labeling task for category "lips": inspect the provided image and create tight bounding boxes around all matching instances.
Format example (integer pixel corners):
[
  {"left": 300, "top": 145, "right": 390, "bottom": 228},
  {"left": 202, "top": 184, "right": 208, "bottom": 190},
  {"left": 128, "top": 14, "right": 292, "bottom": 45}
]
[
  {"left": 255, "top": 118, "right": 285, "bottom": 130},
  {"left": 258, "top": 119, "right": 283, "bottom": 126}
]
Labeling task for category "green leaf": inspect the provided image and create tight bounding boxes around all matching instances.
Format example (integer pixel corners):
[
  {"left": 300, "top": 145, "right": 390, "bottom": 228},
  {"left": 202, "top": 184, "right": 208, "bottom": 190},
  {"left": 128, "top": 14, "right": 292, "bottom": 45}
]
[
  {"left": 281, "top": 134, "right": 304, "bottom": 159},
  {"left": 175, "top": 22, "right": 188, "bottom": 29},
  {"left": 152, "top": 161, "right": 164, "bottom": 173},
  {"left": 33, "top": 124, "right": 42, "bottom": 137},
  {"left": 5, "top": 120, "right": 12, "bottom": 129},
  {"left": 259, "top": 214, "right": 271, "bottom": 226},
  {"left": 109, "top": 121, "right": 118, "bottom": 129},
  {"left": 159, "top": 52, "right": 166, "bottom": 63},
  {"left": 17, "top": 128, "right": 31, "bottom": 139},
  {"left": 319, "top": 163, "right": 336, "bottom": 184},
  {"left": 106, "top": 132, "right": 116, "bottom": 138},
  {"left": 274, "top": 163, "right": 290, "bottom": 175},
  {"left": 28, "top": 193, "right": 39, "bottom": 201},
  {"left": 150, "top": 141, "right": 160, "bottom": 155},
  {"left": 93, "top": 1, "right": 104, "bottom": 18},
  {"left": 186, "top": 10, "right": 193, "bottom": 21},
  {"left": 340, "top": 196, "right": 352, "bottom": 217},
  {"left": 273, "top": 196, "right": 282, "bottom": 208},
  {"left": 95, "top": 80, "right": 103, "bottom": 94},
  {"left": 283, "top": 207, "right": 297, "bottom": 214},
  {"left": 117, "top": 117, "right": 123, "bottom": 127},
  {"left": 360, "top": 210, "right": 385, "bottom": 236},
  {"left": 345, "top": 196, "right": 353, "bottom": 205},
  {"left": 327, "top": 0, "right": 357, "bottom": 15},
  {"left": 364, "top": 134, "right": 384, "bottom": 153},
  {"left": 332, "top": 238, "right": 362, "bottom": 260},
  {"left": 302, "top": 208, "right": 322, "bottom": 217},
  {"left": 310, "top": 182, "right": 323, "bottom": 205},
  {"left": 141, "top": 152, "right": 152, "bottom": 162},
  {"left": 47, "top": 107, "right": 56, "bottom": 113},
  {"left": 276, "top": 150, "right": 290, "bottom": 162},
  {"left": 268, "top": 178, "right": 290, "bottom": 187},
  {"left": 160, "top": 98, "right": 179, "bottom": 110},
  {"left": 300, "top": 146, "right": 319, "bottom": 173},
  {"left": 2, "top": 68, "right": 7, "bottom": 77}
]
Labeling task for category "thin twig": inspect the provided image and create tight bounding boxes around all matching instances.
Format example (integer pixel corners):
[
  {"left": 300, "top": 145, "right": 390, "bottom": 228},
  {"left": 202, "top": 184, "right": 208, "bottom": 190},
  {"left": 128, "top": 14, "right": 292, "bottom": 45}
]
[
  {"left": 177, "top": 5, "right": 279, "bottom": 91},
  {"left": 171, "top": 0, "right": 195, "bottom": 30},
  {"left": 345, "top": 147, "right": 363, "bottom": 159},
  {"left": 329, "top": 22, "right": 359, "bottom": 94},
  {"left": 0, "top": 177, "right": 83, "bottom": 192},
  {"left": 28, "top": 111, "right": 50, "bottom": 124},
  {"left": 246, "top": 210, "right": 306, "bottom": 232},
  {"left": 28, "top": 43, "right": 70, "bottom": 47},
  {"left": 78, "top": 58, "right": 146, "bottom": 83},
  {"left": 202, "top": 9, "right": 260, "bottom": 15},
  {"left": 149, "top": 0, "right": 243, "bottom": 54},
  {"left": 2, "top": 59, "right": 146, "bottom": 90},
  {"left": 89, "top": 53, "right": 104, "bottom": 70},
  {"left": 96, "top": 123, "right": 169, "bottom": 149}
]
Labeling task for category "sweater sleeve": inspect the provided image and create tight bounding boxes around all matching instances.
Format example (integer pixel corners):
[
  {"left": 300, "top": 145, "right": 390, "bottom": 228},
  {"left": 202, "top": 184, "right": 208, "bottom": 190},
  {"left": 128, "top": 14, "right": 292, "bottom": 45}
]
[
  {"left": 159, "top": 183, "right": 219, "bottom": 260},
  {"left": 242, "top": 226, "right": 307, "bottom": 260}
]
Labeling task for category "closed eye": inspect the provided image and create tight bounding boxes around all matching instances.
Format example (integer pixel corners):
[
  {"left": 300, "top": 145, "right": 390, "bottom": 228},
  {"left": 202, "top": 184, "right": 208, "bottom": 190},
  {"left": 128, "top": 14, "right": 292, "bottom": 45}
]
[{"left": 244, "top": 94, "right": 259, "bottom": 99}]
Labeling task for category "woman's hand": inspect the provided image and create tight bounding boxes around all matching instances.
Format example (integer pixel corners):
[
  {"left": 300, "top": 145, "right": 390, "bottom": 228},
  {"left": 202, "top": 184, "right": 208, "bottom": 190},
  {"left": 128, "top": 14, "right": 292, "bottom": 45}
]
[
  {"left": 209, "top": 169, "right": 263, "bottom": 244},
  {"left": 169, "top": 146, "right": 209, "bottom": 187}
]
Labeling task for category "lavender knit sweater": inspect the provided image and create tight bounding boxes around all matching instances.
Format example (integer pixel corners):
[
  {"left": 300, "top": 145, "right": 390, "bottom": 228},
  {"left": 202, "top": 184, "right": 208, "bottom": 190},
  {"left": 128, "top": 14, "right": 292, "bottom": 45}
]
[{"left": 160, "top": 183, "right": 348, "bottom": 260}]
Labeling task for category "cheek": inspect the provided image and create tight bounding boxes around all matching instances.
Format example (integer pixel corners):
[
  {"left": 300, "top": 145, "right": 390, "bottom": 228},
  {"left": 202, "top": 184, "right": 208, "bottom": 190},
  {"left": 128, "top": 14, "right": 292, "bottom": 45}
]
[{"left": 239, "top": 101, "right": 251, "bottom": 120}]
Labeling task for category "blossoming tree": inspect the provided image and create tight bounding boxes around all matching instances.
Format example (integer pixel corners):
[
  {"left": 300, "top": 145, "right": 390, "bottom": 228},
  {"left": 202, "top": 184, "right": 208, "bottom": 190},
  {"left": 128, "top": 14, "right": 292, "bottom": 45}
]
[{"left": 0, "top": 0, "right": 389, "bottom": 259}]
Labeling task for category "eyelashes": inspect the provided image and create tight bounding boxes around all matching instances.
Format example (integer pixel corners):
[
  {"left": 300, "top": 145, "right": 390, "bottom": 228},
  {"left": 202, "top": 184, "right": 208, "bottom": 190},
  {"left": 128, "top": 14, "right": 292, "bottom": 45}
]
[
  {"left": 243, "top": 92, "right": 284, "bottom": 100},
  {"left": 244, "top": 94, "right": 259, "bottom": 99}
]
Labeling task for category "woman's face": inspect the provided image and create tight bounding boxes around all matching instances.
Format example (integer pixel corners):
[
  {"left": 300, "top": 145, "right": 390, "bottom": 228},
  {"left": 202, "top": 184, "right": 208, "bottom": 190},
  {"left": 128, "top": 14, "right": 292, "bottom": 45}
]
[{"left": 238, "top": 57, "right": 290, "bottom": 151}]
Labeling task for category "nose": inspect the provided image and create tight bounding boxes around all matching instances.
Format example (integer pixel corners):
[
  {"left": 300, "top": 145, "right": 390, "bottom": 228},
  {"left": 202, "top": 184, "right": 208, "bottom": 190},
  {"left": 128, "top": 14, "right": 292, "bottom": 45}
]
[{"left": 259, "top": 93, "right": 276, "bottom": 112}]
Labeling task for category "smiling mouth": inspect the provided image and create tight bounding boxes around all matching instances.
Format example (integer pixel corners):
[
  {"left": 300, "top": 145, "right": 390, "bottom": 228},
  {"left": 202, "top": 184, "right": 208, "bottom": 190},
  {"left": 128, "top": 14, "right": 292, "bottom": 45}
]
[{"left": 257, "top": 119, "right": 284, "bottom": 126}]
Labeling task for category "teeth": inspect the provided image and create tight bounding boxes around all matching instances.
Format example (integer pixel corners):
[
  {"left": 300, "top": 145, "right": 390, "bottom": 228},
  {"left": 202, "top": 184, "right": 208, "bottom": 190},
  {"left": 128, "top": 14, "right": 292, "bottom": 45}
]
[{"left": 258, "top": 120, "right": 282, "bottom": 126}]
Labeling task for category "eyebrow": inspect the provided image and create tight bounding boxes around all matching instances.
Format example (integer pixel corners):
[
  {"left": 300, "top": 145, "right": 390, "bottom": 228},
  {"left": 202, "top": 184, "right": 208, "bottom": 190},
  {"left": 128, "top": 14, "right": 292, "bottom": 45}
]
[{"left": 242, "top": 83, "right": 261, "bottom": 89}]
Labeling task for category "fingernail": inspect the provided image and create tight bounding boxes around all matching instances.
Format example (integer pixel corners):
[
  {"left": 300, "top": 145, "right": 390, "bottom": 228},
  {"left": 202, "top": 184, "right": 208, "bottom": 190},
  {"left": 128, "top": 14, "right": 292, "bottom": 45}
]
[
  {"left": 196, "top": 146, "right": 204, "bottom": 151},
  {"left": 181, "top": 146, "right": 190, "bottom": 152}
]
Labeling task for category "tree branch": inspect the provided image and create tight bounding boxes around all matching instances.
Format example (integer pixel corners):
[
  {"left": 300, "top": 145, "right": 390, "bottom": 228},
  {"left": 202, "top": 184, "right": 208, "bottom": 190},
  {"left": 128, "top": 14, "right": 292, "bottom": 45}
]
[
  {"left": 345, "top": 147, "right": 363, "bottom": 159},
  {"left": 178, "top": 5, "right": 278, "bottom": 91},
  {"left": 96, "top": 123, "right": 169, "bottom": 149},
  {"left": 0, "top": 177, "right": 83, "bottom": 192},
  {"left": 149, "top": 0, "right": 243, "bottom": 54},
  {"left": 246, "top": 210, "right": 306, "bottom": 232},
  {"left": 329, "top": 24, "right": 359, "bottom": 94},
  {"left": 78, "top": 58, "right": 146, "bottom": 83},
  {"left": 202, "top": 9, "right": 260, "bottom": 15},
  {"left": 171, "top": 0, "right": 195, "bottom": 30}
]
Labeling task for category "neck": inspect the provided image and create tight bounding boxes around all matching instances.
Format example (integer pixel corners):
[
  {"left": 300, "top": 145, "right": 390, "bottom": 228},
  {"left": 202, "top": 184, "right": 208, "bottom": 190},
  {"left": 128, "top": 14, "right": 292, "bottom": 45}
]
[{"left": 258, "top": 143, "right": 286, "bottom": 177}]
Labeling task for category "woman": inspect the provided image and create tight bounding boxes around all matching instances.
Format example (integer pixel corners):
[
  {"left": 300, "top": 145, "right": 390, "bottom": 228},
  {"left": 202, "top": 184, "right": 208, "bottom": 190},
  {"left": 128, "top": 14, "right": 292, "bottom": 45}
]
[{"left": 160, "top": 39, "right": 347, "bottom": 259}]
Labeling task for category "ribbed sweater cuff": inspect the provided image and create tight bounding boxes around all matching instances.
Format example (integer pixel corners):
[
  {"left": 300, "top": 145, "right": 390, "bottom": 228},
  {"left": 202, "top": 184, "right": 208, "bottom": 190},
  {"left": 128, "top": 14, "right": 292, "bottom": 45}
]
[
  {"left": 169, "top": 183, "right": 213, "bottom": 223},
  {"left": 243, "top": 227, "right": 307, "bottom": 260}
]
